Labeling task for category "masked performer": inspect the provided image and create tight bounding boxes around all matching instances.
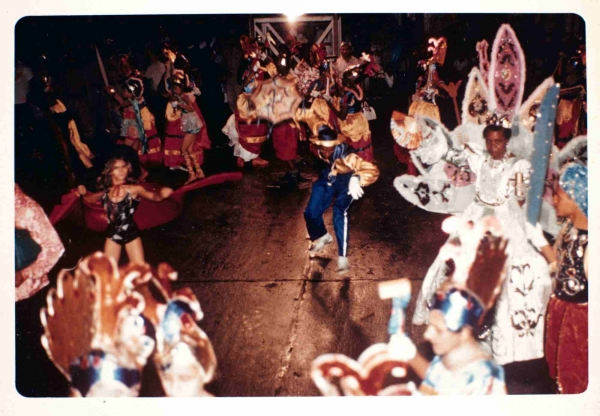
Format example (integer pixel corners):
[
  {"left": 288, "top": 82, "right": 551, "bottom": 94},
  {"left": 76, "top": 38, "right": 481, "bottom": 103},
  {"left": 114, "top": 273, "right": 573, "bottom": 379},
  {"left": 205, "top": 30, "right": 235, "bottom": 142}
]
[
  {"left": 222, "top": 62, "right": 270, "bottom": 168},
  {"left": 324, "top": 62, "right": 375, "bottom": 162},
  {"left": 526, "top": 159, "right": 588, "bottom": 394},
  {"left": 108, "top": 77, "right": 162, "bottom": 175},
  {"left": 304, "top": 125, "right": 379, "bottom": 273},
  {"left": 78, "top": 157, "right": 173, "bottom": 264}
]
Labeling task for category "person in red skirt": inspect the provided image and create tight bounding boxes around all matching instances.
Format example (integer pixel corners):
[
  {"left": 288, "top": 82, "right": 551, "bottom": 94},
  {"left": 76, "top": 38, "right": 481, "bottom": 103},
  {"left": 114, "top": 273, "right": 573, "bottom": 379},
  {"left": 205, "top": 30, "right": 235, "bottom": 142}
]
[
  {"left": 270, "top": 45, "right": 304, "bottom": 187},
  {"left": 163, "top": 71, "right": 211, "bottom": 182},
  {"left": 222, "top": 63, "right": 270, "bottom": 168},
  {"left": 108, "top": 77, "right": 163, "bottom": 180}
]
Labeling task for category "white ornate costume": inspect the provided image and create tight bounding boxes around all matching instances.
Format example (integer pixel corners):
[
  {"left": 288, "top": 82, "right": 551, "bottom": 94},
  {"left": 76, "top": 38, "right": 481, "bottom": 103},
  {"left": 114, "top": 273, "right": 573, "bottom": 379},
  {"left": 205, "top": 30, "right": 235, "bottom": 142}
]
[{"left": 392, "top": 24, "right": 556, "bottom": 365}]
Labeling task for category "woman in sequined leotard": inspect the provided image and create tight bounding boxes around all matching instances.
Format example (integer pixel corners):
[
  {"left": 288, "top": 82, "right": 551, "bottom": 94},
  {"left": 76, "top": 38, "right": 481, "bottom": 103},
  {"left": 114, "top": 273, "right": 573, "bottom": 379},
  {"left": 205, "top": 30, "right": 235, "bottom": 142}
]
[{"left": 79, "top": 157, "right": 173, "bottom": 264}]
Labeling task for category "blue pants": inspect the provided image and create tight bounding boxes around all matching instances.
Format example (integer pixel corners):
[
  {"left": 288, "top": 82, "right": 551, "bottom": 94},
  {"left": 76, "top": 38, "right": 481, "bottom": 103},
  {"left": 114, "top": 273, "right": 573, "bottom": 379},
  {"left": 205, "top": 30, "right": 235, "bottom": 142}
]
[{"left": 304, "top": 173, "right": 354, "bottom": 257}]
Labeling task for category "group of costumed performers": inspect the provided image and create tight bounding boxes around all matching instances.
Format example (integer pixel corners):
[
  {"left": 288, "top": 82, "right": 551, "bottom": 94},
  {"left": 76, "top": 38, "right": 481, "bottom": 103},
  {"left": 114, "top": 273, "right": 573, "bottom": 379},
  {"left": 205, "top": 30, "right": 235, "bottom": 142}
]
[
  {"left": 222, "top": 34, "right": 380, "bottom": 188},
  {"left": 106, "top": 51, "right": 211, "bottom": 185},
  {"left": 391, "top": 24, "right": 573, "bottom": 371},
  {"left": 311, "top": 216, "right": 510, "bottom": 395},
  {"left": 223, "top": 36, "right": 303, "bottom": 184}
]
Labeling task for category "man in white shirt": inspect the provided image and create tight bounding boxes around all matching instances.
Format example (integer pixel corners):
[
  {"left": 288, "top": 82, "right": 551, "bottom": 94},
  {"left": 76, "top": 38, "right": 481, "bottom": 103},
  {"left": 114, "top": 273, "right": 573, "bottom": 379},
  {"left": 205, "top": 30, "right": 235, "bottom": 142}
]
[
  {"left": 144, "top": 49, "right": 166, "bottom": 92},
  {"left": 334, "top": 42, "right": 360, "bottom": 86}
]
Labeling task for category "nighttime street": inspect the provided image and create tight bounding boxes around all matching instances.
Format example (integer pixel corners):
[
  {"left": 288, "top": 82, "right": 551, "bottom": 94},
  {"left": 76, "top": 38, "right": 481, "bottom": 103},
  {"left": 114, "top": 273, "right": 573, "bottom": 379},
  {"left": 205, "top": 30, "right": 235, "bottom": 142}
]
[{"left": 13, "top": 13, "right": 586, "bottom": 399}]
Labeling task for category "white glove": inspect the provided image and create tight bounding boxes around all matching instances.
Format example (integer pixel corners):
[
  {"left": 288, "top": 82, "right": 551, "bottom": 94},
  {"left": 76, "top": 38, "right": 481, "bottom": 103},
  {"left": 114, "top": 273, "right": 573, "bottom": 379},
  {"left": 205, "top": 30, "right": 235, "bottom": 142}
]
[
  {"left": 525, "top": 222, "right": 548, "bottom": 250},
  {"left": 310, "top": 90, "right": 321, "bottom": 98},
  {"left": 388, "top": 333, "right": 417, "bottom": 362},
  {"left": 348, "top": 176, "right": 364, "bottom": 200},
  {"left": 323, "top": 93, "right": 332, "bottom": 103}
]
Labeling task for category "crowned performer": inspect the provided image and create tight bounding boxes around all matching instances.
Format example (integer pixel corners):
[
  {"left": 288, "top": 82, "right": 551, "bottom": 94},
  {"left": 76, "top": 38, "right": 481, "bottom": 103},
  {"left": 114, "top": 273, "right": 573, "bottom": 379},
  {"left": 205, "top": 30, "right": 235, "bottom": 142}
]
[
  {"left": 304, "top": 125, "right": 379, "bottom": 273},
  {"left": 526, "top": 157, "right": 588, "bottom": 394},
  {"left": 405, "top": 121, "right": 551, "bottom": 366},
  {"left": 393, "top": 24, "right": 555, "bottom": 367}
]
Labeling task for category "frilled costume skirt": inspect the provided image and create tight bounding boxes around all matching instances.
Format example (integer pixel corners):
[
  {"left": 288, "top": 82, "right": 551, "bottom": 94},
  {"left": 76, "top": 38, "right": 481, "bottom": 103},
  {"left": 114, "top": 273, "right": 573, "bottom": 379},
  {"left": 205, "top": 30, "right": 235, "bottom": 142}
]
[{"left": 413, "top": 199, "right": 552, "bottom": 365}]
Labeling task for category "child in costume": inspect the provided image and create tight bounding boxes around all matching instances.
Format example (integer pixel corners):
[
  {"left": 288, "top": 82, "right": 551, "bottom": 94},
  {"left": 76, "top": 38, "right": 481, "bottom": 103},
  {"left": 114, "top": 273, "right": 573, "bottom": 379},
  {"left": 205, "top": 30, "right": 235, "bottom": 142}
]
[
  {"left": 78, "top": 157, "right": 173, "bottom": 265},
  {"left": 304, "top": 125, "right": 379, "bottom": 273}
]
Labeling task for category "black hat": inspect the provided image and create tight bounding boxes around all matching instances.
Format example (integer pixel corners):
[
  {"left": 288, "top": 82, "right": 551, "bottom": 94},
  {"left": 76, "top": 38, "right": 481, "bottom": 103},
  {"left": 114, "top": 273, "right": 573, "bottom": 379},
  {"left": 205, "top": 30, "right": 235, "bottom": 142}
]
[{"left": 309, "top": 125, "right": 347, "bottom": 147}]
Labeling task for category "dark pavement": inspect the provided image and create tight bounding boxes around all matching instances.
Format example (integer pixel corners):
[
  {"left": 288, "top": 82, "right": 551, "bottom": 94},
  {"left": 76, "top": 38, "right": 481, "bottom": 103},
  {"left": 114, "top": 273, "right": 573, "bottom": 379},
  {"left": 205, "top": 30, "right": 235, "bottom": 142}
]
[{"left": 15, "top": 95, "right": 555, "bottom": 397}]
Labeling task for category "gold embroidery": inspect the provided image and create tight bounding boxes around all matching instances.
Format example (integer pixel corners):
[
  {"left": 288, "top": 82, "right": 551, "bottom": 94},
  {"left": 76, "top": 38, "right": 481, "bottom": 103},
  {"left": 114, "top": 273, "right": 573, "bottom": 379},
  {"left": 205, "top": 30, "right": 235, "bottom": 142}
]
[{"left": 242, "top": 136, "right": 267, "bottom": 144}]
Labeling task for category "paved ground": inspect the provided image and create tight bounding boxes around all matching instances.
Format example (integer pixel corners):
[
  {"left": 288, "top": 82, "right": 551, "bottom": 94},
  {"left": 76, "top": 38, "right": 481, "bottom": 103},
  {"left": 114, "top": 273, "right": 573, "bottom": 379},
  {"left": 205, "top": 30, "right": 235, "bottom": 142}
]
[{"left": 15, "top": 96, "right": 555, "bottom": 397}]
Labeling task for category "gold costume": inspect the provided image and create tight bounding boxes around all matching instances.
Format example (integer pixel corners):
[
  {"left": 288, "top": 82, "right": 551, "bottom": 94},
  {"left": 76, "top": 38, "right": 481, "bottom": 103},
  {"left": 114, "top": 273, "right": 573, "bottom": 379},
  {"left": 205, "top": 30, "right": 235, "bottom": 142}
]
[{"left": 330, "top": 153, "right": 379, "bottom": 187}]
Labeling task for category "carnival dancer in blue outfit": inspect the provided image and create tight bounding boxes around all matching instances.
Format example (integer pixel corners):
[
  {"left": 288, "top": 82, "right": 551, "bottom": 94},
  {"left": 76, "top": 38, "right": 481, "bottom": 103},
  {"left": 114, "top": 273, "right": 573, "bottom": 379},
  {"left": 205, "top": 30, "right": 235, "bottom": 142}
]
[{"left": 304, "top": 125, "right": 379, "bottom": 273}]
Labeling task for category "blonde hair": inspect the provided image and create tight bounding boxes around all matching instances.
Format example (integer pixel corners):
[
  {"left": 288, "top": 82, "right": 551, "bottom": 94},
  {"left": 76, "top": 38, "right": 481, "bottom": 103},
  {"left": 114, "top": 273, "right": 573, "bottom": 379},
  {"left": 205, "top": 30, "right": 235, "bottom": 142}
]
[{"left": 98, "top": 157, "right": 133, "bottom": 191}]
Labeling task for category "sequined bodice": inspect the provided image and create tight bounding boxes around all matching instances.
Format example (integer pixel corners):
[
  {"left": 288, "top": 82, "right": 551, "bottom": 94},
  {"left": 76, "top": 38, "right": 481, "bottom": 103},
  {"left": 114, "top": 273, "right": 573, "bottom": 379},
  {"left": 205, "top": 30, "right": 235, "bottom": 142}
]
[
  {"left": 475, "top": 156, "right": 515, "bottom": 206},
  {"left": 554, "top": 222, "right": 588, "bottom": 303}
]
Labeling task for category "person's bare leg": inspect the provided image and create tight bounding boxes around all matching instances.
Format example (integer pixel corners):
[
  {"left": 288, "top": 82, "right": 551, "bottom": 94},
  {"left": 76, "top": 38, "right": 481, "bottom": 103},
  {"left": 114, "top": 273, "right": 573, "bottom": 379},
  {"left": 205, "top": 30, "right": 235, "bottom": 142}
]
[
  {"left": 124, "top": 237, "right": 145, "bottom": 265},
  {"left": 181, "top": 133, "right": 196, "bottom": 154},
  {"left": 104, "top": 238, "right": 123, "bottom": 263}
]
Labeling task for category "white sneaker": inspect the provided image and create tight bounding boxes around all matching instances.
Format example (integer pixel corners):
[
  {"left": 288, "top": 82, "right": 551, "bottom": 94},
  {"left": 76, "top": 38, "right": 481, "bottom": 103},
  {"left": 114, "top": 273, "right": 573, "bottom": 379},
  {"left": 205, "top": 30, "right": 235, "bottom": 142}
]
[
  {"left": 308, "top": 233, "right": 333, "bottom": 254},
  {"left": 337, "top": 256, "right": 350, "bottom": 273}
]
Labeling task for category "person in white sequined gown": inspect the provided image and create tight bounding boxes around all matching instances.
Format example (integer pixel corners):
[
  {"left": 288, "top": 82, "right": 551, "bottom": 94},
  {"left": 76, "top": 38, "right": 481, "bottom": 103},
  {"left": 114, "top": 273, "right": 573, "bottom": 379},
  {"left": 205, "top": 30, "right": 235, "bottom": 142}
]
[{"left": 413, "top": 124, "right": 551, "bottom": 366}]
